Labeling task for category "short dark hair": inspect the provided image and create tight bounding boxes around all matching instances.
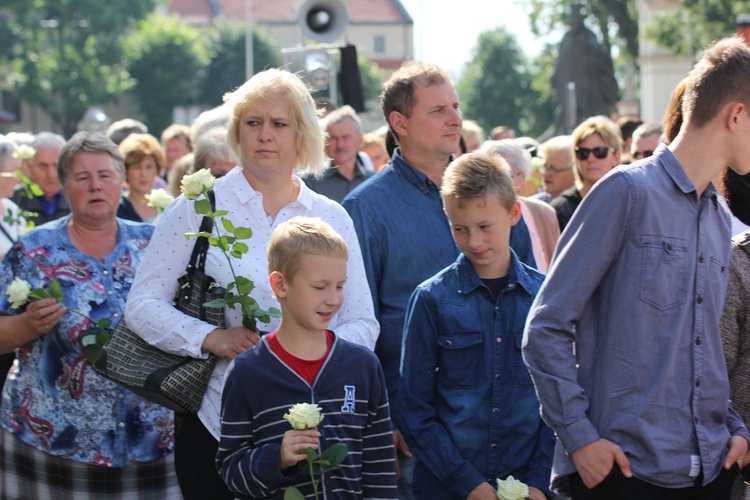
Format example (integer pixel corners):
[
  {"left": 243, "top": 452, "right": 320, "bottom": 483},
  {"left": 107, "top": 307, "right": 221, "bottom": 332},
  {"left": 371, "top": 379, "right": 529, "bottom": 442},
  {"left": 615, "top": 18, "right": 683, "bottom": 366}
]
[{"left": 725, "top": 167, "right": 750, "bottom": 226}]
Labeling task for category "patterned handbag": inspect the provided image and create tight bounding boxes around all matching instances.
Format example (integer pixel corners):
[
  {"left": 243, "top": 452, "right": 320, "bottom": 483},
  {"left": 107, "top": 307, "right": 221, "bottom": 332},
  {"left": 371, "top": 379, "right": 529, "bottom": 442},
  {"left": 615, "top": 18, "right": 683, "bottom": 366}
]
[{"left": 94, "top": 191, "right": 225, "bottom": 414}]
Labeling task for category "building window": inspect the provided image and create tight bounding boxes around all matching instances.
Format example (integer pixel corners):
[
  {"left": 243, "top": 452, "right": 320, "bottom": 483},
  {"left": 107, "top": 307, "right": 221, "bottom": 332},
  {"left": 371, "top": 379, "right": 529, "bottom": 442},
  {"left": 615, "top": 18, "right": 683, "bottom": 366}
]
[{"left": 374, "top": 35, "right": 385, "bottom": 54}]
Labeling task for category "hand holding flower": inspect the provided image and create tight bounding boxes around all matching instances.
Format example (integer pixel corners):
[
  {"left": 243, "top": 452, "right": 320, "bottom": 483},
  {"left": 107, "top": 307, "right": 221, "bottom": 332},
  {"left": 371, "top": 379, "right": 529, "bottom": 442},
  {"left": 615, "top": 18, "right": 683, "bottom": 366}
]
[
  {"left": 280, "top": 428, "right": 320, "bottom": 470},
  {"left": 496, "top": 475, "right": 530, "bottom": 500}
]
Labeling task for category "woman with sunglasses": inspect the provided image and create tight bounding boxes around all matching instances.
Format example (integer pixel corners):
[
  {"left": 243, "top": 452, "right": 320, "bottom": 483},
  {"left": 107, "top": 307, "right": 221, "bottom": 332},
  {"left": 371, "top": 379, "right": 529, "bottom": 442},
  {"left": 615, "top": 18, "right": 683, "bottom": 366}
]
[{"left": 551, "top": 115, "right": 621, "bottom": 231}]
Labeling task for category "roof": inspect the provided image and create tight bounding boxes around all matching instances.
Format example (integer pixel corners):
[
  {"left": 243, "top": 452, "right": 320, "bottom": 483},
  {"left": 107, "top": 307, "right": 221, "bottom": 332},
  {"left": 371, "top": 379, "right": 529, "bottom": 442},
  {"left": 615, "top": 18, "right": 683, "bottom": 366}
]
[{"left": 169, "top": 0, "right": 413, "bottom": 25}]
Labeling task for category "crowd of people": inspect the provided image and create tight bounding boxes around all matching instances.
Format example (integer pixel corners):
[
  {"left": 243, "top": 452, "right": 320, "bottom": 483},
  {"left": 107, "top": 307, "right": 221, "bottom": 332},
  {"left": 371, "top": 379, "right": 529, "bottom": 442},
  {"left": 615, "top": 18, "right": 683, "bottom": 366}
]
[{"left": 0, "top": 35, "right": 748, "bottom": 500}]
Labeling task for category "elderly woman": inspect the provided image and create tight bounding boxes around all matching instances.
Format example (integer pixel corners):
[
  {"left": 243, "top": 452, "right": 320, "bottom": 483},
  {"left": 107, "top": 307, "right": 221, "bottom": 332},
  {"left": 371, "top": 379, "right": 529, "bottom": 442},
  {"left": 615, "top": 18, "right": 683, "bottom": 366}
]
[
  {"left": 551, "top": 115, "right": 621, "bottom": 231},
  {"left": 117, "top": 133, "right": 166, "bottom": 223},
  {"left": 192, "top": 127, "right": 236, "bottom": 178},
  {"left": 0, "top": 132, "right": 179, "bottom": 498},
  {"left": 125, "top": 68, "right": 379, "bottom": 499}
]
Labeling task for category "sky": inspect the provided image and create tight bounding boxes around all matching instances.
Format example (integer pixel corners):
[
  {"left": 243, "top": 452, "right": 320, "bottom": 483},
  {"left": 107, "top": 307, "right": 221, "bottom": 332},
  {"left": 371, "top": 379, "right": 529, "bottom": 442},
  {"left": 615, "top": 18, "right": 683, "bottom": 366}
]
[{"left": 398, "top": 0, "right": 561, "bottom": 79}]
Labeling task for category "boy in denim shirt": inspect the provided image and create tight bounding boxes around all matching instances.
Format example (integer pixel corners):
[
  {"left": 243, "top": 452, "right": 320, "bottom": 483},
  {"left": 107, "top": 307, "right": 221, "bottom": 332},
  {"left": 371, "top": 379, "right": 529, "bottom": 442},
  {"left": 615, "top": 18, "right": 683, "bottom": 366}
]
[{"left": 398, "top": 152, "right": 554, "bottom": 499}]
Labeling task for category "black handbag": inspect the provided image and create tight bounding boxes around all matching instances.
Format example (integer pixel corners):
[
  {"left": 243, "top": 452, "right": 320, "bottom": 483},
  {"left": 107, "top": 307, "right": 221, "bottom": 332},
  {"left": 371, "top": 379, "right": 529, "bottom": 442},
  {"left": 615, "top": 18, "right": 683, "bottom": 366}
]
[{"left": 94, "top": 191, "right": 225, "bottom": 414}]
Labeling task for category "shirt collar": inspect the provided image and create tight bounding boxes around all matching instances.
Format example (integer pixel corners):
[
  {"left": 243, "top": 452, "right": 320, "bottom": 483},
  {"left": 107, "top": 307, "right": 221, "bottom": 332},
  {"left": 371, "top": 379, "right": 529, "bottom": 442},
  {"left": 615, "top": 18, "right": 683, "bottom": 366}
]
[
  {"left": 223, "top": 166, "right": 314, "bottom": 211},
  {"left": 391, "top": 148, "right": 444, "bottom": 193},
  {"left": 656, "top": 144, "right": 718, "bottom": 200},
  {"left": 454, "top": 250, "right": 536, "bottom": 296}
]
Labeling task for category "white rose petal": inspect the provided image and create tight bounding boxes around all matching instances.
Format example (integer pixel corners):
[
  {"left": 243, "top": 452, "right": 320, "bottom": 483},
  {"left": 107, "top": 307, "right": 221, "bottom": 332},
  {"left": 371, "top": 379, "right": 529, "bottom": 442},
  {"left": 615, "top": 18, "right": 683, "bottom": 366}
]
[
  {"left": 284, "top": 403, "right": 324, "bottom": 430},
  {"left": 496, "top": 475, "right": 529, "bottom": 500},
  {"left": 145, "top": 188, "right": 175, "bottom": 211},
  {"left": 180, "top": 169, "right": 216, "bottom": 200},
  {"left": 7, "top": 278, "right": 32, "bottom": 310},
  {"left": 11, "top": 145, "right": 36, "bottom": 161}
]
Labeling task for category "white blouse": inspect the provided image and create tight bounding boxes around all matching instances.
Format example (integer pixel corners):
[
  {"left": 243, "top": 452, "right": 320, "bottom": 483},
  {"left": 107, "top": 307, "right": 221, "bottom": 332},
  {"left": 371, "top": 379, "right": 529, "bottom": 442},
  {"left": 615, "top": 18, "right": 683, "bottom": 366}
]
[
  {"left": 0, "top": 198, "right": 27, "bottom": 258},
  {"left": 125, "top": 167, "right": 379, "bottom": 438}
]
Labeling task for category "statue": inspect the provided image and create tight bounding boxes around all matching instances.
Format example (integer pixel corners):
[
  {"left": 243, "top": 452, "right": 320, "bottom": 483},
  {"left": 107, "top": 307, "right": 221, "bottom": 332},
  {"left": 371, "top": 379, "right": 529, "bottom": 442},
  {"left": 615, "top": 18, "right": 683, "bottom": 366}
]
[{"left": 553, "top": 2, "right": 619, "bottom": 135}]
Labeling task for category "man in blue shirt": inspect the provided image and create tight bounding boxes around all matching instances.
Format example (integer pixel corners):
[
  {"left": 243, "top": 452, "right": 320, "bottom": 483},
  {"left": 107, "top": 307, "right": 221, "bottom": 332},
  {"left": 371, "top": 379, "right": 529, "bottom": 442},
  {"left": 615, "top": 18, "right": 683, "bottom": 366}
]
[
  {"left": 399, "top": 152, "right": 553, "bottom": 499},
  {"left": 342, "top": 61, "right": 536, "bottom": 498},
  {"left": 523, "top": 37, "right": 750, "bottom": 499}
]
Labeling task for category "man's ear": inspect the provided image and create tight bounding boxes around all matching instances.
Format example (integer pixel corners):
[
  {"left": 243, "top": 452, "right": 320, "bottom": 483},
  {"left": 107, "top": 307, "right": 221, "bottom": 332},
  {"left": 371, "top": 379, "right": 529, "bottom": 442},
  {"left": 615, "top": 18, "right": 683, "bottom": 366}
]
[
  {"left": 727, "top": 102, "right": 747, "bottom": 131},
  {"left": 389, "top": 111, "right": 407, "bottom": 138},
  {"left": 509, "top": 201, "right": 522, "bottom": 226},
  {"left": 269, "top": 271, "right": 287, "bottom": 299}
]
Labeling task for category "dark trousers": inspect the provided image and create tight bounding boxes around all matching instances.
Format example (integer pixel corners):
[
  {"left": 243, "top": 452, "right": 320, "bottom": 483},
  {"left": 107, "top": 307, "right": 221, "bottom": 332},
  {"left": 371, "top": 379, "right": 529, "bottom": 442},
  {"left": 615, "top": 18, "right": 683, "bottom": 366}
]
[
  {"left": 568, "top": 463, "right": 739, "bottom": 500},
  {"left": 174, "top": 412, "right": 234, "bottom": 500}
]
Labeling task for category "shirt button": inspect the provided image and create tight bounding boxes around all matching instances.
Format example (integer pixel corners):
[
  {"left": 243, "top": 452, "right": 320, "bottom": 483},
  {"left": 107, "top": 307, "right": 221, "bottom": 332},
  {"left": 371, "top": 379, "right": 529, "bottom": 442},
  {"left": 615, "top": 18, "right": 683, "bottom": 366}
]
[
  {"left": 699, "top": 255, "right": 705, "bottom": 263},
  {"left": 118, "top": 393, "right": 124, "bottom": 399},
  {"left": 495, "top": 374, "right": 501, "bottom": 380},
  {"left": 118, "top": 422, "right": 125, "bottom": 428},
  {"left": 492, "top": 408, "right": 499, "bottom": 414},
  {"left": 113, "top": 312, "right": 120, "bottom": 318},
  {"left": 666, "top": 243, "right": 673, "bottom": 251},
  {"left": 696, "top": 295, "right": 703, "bottom": 304},
  {"left": 496, "top": 337, "right": 502, "bottom": 343},
  {"left": 490, "top": 444, "right": 497, "bottom": 450},
  {"left": 103, "top": 270, "right": 109, "bottom": 276},
  {"left": 107, "top": 290, "right": 113, "bottom": 295},
  {"left": 695, "top": 337, "right": 702, "bottom": 345}
]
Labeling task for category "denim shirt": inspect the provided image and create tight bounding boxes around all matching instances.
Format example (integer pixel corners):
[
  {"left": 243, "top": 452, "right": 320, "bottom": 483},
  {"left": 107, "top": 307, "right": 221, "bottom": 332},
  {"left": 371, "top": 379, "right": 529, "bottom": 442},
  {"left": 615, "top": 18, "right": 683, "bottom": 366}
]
[
  {"left": 399, "top": 252, "right": 554, "bottom": 498},
  {"left": 523, "top": 145, "right": 750, "bottom": 490},
  {"left": 342, "top": 150, "right": 536, "bottom": 418},
  {"left": 0, "top": 216, "right": 175, "bottom": 466}
]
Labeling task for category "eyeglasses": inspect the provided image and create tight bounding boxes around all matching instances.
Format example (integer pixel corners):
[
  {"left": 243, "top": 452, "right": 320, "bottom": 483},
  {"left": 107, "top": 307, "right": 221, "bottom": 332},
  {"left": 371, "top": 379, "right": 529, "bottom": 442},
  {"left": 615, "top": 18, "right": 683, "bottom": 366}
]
[
  {"left": 542, "top": 164, "right": 569, "bottom": 175},
  {"left": 632, "top": 150, "right": 654, "bottom": 160},
  {"left": 575, "top": 146, "right": 614, "bottom": 160}
]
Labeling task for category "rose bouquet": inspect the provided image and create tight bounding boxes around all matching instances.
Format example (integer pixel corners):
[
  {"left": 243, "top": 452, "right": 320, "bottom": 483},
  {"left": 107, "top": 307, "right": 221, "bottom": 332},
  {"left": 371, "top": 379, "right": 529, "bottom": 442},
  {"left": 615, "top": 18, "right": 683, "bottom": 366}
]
[{"left": 283, "top": 403, "right": 348, "bottom": 500}]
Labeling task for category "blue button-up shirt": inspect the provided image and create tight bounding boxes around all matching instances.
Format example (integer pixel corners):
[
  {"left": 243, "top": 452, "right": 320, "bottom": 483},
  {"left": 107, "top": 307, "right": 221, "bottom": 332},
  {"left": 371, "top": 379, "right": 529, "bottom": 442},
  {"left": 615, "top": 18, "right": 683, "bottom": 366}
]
[
  {"left": 342, "top": 149, "right": 536, "bottom": 418},
  {"left": 523, "top": 145, "right": 750, "bottom": 490},
  {"left": 399, "top": 252, "right": 554, "bottom": 498}
]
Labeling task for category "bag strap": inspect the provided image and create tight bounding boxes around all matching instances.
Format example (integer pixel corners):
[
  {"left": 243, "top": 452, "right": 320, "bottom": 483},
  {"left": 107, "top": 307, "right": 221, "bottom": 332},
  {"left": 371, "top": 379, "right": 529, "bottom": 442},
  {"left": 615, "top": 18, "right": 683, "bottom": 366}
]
[
  {"left": 0, "top": 222, "right": 15, "bottom": 246},
  {"left": 188, "top": 189, "right": 216, "bottom": 272}
]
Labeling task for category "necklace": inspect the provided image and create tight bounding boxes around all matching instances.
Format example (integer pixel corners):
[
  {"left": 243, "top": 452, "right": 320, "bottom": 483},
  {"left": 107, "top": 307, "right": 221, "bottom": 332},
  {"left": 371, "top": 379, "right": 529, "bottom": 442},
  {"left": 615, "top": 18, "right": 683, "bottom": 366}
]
[{"left": 265, "top": 181, "right": 297, "bottom": 224}]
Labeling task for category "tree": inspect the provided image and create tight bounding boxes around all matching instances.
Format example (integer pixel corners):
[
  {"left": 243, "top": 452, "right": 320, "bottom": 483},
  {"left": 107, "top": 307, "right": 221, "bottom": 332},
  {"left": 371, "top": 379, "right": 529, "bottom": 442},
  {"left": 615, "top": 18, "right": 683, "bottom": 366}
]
[
  {"left": 355, "top": 49, "right": 383, "bottom": 105},
  {"left": 198, "top": 21, "right": 281, "bottom": 108},
  {"left": 644, "top": 0, "right": 747, "bottom": 57},
  {"left": 457, "top": 27, "right": 551, "bottom": 138},
  {"left": 3, "top": 0, "right": 154, "bottom": 137},
  {"left": 125, "top": 13, "right": 209, "bottom": 136}
]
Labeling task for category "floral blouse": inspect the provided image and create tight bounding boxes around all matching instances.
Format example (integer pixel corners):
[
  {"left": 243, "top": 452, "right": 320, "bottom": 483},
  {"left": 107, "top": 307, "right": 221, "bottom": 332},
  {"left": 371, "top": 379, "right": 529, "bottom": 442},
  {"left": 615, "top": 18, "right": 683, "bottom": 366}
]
[{"left": 0, "top": 216, "right": 174, "bottom": 466}]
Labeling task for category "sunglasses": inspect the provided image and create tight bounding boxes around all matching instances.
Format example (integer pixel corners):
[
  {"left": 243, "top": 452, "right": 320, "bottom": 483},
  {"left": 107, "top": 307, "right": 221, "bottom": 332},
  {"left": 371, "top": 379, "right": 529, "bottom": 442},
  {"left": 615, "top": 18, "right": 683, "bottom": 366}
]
[
  {"left": 575, "top": 146, "right": 614, "bottom": 160},
  {"left": 632, "top": 150, "right": 654, "bottom": 160}
]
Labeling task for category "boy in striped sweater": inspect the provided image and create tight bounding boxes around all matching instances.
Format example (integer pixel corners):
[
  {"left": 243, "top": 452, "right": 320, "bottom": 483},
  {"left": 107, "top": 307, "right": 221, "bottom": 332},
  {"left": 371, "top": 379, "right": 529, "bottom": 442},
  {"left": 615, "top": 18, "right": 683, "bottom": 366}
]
[{"left": 217, "top": 216, "right": 397, "bottom": 499}]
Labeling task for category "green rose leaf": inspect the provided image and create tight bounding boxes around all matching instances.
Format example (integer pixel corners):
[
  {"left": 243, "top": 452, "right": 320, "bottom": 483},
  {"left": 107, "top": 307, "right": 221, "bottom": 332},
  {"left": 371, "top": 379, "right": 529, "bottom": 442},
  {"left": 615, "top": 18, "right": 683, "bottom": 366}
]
[
  {"left": 221, "top": 218, "right": 236, "bottom": 233},
  {"left": 233, "top": 227, "right": 252, "bottom": 240},
  {"left": 194, "top": 198, "right": 212, "bottom": 216},
  {"left": 235, "top": 276, "right": 255, "bottom": 295},
  {"left": 321, "top": 443, "right": 348, "bottom": 469},
  {"left": 284, "top": 488, "right": 305, "bottom": 500},
  {"left": 203, "top": 298, "right": 228, "bottom": 308}
]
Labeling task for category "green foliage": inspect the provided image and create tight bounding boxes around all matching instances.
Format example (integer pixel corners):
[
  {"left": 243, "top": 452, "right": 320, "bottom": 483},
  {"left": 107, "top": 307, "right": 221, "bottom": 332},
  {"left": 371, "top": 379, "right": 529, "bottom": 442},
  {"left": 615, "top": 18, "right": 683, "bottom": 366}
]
[
  {"left": 458, "top": 27, "right": 551, "bottom": 138},
  {"left": 285, "top": 442, "right": 349, "bottom": 500},
  {"left": 125, "top": 13, "right": 209, "bottom": 135},
  {"left": 645, "top": 0, "right": 747, "bottom": 56},
  {"left": 198, "top": 20, "right": 281, "bottom": 107},
  {"left": 2, "top": 0, "right": 155, "bottom": 136},
  {"left": 356, "top": 50, "right": 383, "bottom": 104}
]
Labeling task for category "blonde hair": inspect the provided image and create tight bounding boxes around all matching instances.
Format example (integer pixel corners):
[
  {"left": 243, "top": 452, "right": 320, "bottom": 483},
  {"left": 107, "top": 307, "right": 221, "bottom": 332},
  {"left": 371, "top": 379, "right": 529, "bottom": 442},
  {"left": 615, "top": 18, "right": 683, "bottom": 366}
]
[
  {"left": 224, "top": 69, "right": 326, "bottom": 176},
  {"left": 267, "top": 216, "right": 348, "bottom": 283},
  {"left": 119, "top": 133, "right": 166, "bottom": 173},
  {"left": 571, "top": 116, "right": 621, "bottom": 189},
  {"left": 441, "top": 152, "right": 516, "bottom": 211}
]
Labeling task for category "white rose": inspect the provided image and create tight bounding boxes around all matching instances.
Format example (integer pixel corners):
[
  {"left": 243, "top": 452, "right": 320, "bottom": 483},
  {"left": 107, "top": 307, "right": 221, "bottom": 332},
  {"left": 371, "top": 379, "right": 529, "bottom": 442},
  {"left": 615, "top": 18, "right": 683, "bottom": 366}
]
[
  {"left": 284, "top": 403, "right": 324, "bottom": 430},
  {"left": 7, "top": 277, "right": 31, "bottom": 310},
  {"left": 145, "top": 188, "right": 175, "bottom": 211},
  {"left": 180, "top": 169, "right": 215, "bottom": 200},
  {"left": 496, "top": 475, "right": 529, "bottom": 500},
  {"left": 11, "top": 145, "right": 36, "bottom": 161}
]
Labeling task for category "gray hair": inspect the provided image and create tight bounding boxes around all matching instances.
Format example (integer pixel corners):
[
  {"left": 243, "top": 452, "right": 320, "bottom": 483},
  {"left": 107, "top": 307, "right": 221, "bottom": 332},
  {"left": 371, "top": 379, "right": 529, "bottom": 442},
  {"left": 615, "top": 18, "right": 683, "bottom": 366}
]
[
  {"left": 631, "top": 122, "right": 663, "bottom": 145},
  {"left": 322, "top": 105, "right": 362, "bottom": 134},
  {"left": 538, "top": 135, "right": 574, "bottom": 170},
  {"left": 31, "top": 132, "right": 66, "bottom": 152},
  {"left": 58, "top": 131, "right": 125, "bottom": 185},
  {"left": 194, "top": 127, "right": 233, "bottom": 171},
  {"left": 479, "top": 139, "right": 532, "bottom": 176}
]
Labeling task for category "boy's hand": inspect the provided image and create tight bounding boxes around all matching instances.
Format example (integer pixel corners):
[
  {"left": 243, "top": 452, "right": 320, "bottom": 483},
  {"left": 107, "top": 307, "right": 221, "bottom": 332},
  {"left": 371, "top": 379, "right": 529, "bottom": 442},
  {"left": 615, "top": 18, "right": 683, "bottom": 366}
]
[
  {"left": 528, "top": 486, "right": 547, "bottom": 500},
  {"left": 280, "top": 429, "right": 320, "bottom": 470},
  {"left": 467, "top": 481, "right": 496, "bottom": 499},
  {"left": 571, "top": 438, "right": 631, "bottom": 489},
  {"left": 393, "top": 429, "right": 412, "bottom": 478},
  {"left": 724, "top": 435, "right": 749, "bottom": 469}
]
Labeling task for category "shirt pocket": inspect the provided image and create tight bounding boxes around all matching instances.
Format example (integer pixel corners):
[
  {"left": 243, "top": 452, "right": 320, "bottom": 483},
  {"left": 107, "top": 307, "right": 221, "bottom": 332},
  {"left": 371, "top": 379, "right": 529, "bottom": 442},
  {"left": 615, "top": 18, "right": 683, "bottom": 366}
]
[
  {"left": 639, "top": 235, "right": 689, "bottom": 310},
  {"left": 437, "top": 332, "right": 483, "bottom": 390}
]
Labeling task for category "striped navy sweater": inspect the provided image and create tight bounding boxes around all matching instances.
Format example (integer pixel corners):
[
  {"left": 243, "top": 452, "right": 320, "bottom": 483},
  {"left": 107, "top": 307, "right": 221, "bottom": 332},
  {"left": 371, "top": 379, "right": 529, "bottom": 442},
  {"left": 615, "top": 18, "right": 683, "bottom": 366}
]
[{"left": 217, "top": 334, "right": 398, "bottom": 499}]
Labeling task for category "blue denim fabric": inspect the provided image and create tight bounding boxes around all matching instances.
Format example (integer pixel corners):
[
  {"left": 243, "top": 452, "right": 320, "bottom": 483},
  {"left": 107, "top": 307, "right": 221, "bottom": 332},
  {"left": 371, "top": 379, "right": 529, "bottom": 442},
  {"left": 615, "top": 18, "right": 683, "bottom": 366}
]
[
  {"left": 399, "top": 252, "right": 554, "bottom": 498},
  {"left": 524, "top": 145, "right": 750, "bottom": 491},
  {"left": 342, "top": 150, "right": 536, "bottom": 420}
]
